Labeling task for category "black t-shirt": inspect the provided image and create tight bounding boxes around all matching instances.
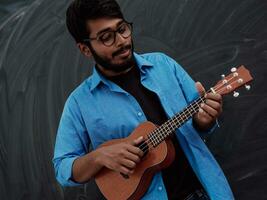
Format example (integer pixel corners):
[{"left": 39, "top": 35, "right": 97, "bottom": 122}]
[{"left": 108, "top": 65, "right": 203, "bottom": 199}]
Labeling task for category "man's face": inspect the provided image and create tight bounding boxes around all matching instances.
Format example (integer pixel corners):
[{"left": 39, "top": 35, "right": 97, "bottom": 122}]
[{"left": 86, "top": 18, "right": 135, "bottom": 73}]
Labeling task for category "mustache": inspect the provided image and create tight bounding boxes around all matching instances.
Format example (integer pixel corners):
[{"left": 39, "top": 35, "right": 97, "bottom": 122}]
[{"left": 112, "top": 44, "right": 132, "bottom": 57}]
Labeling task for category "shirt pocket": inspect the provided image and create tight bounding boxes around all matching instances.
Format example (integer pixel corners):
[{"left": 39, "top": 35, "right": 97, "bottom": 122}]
[{"left": 87, "top": 99, "right": 141, "bottom": 149}]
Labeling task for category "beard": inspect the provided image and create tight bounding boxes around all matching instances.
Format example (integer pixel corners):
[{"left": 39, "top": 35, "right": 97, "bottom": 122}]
[{"left": 88, "top": 40, "right": 135, "bottom": 73}]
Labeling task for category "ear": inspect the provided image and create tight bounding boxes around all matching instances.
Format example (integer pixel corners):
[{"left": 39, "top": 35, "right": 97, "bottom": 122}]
[{"left": 77, "top": 43, "right": 92, "bottom": 58}]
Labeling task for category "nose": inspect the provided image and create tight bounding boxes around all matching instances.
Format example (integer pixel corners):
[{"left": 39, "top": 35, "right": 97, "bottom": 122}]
[{"left": 115, "top": 32, "right": 127, "bottom": 47}]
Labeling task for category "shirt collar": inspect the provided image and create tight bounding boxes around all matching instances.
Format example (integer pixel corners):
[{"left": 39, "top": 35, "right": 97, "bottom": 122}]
[{"left": 89, "top": 52, "right": 153, "bottom": 91}]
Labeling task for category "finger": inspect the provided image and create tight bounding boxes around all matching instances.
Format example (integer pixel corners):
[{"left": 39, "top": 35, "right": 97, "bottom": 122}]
[
  {"left": 198, "top": 108, "right": 213, "bottom": 121},
  {"left": 203, "top": 99, "right": 222, "bottom": 113},
  {"left": 195, "top": 82, "right": 206, "bottom": 96},
  {"left": 132, "top": 136, "right": 144, "bottom": 145},
  {"left": 119, "top": 166, "right": 134, "bottom": 175},
  {"left": 130, "top": 136, "right": 145, "bottom": 156},
  {"left": 200, "top": 103, "right": 218, "bottom": 118},
  {"left": 127, "top": 145, "right": 144, "bottom": 157},
  {"left": 123, "top": 151, "right": 141, "bottom": 163},
  {"left": 120, "top": 158, "right": 137, "bottom": 169},
  {"left": 205, "top": 93, "right": 222, "bottom": 103}
]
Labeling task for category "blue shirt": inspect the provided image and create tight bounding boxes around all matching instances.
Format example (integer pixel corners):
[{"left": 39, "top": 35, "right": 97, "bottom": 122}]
[{"left": 53, "top": 52, "right": 234, "bottom": 200}]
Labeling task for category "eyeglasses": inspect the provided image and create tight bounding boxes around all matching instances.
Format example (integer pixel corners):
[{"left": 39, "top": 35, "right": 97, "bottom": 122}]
[{"left": 83, "top": 22, "right": 133, "bottom": 47}]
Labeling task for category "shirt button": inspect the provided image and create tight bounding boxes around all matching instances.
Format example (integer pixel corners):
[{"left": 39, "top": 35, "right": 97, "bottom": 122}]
[
  {"left": 137, "top": 112, "right": 143, "bottom": 117},
  {"left": 158, "top": 186, "right": 163, "bottom": 191}
]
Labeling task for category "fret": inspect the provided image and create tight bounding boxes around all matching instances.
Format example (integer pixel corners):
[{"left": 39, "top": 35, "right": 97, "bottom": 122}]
[
  {"left": 148, "top": 132, "right": 155, "bottom": 147},
  {"left": 149, "top": 96, "right": 203, "bottom": 148}
]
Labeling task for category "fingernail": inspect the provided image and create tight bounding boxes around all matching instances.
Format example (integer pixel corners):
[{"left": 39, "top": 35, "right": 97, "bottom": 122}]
[
  {"left": 199, "top": 108, "right": 203, "bottom": 113},
  {"left": 200, "top": 103, "right": 204, "bottom": 108}
]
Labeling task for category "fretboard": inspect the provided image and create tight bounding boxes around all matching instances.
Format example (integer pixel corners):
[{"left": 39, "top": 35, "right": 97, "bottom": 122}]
[{"left": 147, "top": 95, "right": 205, "bottom": 147}]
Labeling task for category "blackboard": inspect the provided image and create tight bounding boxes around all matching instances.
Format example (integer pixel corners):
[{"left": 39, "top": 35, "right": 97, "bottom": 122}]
[{"left": 0, "top": 0, "right": 266, "bottom": 199}]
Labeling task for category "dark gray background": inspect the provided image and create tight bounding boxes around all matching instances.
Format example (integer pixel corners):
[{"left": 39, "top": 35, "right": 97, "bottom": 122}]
[{"left": 0, "top": 0, "right": 266, "bottom": 199}]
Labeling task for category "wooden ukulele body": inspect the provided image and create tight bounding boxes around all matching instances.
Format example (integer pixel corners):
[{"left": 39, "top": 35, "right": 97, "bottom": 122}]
[{"left": 95, "top": 121, "right": 176, "bottom": 200}]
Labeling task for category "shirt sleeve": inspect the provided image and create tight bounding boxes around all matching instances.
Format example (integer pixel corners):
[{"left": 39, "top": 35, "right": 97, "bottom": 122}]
[
  {"left": 52, "top": 95, "right": 90, "bottom": 187},
  {"left": 162, "top": 53, "right": 219, "bottom": 135}
]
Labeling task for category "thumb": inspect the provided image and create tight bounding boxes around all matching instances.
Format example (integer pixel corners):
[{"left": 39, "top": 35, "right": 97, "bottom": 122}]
[
  {"left": 195, "top": 81, "right": 206, "bottom": 96},
  {"left": 132, "top": 136, "right": 144, "bottom": 146}
]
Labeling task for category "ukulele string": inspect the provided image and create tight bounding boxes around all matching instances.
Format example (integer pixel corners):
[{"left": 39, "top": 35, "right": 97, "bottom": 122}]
[
  {"left": 138, "top": 86, "right": 221, "bottom": 152},
  {"left": 138, "top": 76, "right": 239, "bottom": 153},
  {"left": 137, "top": 93, "right": 208, "bottom": 152},
  {"left": 140, "top": 74, "right": 241, "bottom": 151}
]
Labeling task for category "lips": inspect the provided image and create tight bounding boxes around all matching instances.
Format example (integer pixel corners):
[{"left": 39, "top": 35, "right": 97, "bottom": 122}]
[
  {"left": 119, "top": 48, "right": 130, "bottom": 57},
  {"left": 113, "top": 45, "right": 131, "bottom": 57}
]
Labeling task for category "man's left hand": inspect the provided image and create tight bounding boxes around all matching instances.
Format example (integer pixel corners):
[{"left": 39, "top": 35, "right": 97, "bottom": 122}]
[{"left": 193, "top": 82, "right": 222, "bottom": 132}]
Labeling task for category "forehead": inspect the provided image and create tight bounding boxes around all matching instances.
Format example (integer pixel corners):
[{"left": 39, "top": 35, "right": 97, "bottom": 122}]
[{"left": 86, "top": 18, "right": 123, "bottom": 35}]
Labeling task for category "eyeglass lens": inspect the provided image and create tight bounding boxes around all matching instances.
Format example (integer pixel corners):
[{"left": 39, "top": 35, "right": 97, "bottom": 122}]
[{"left": 99, "top": 23, "right": 132, "bottom": 46}]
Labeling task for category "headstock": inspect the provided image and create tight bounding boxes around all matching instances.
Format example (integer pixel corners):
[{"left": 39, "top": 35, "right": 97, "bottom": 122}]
[{"left": 212, "top": 65, "right": 253, "bottom": 97}]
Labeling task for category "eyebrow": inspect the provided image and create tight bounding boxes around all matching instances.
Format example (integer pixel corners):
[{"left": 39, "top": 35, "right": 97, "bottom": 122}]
[{"left": 96, "top": 20, "right": 124, "bottom": 36}]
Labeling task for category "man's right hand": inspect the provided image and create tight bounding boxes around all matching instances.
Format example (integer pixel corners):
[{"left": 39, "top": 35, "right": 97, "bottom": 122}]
[{"left": 96, "top": 136, "right": 145, "bottom": 175}]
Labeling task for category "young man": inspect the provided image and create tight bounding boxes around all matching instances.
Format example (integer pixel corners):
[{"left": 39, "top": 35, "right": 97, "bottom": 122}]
[{"left": 53, "top": 0, "right": 234, "bottom": 199}]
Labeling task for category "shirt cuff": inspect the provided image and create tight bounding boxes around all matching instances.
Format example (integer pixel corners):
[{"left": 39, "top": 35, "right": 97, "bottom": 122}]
[
  {"left": 191, "top": 118, "right": 220, "bottom": 136},
  {"left": 57, "top": 156, "right": 82, "bottom": 187}
]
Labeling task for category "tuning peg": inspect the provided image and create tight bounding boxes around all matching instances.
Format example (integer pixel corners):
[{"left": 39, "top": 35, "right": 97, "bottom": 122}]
[
  {"left": 233, "top": 91, "right": 240, "bottom": 97},
  {"left": 233, "top": 72, "right": 239, "bottom": 77},
  {"left": 227, "top": 85, "right": 232, "bottom": 90},
  {"left": 245, "top": 84, "right": 251, "bottom": 90},
  {"left": 221, "top": 74, "right": 225, "bottom": 79},
  {"left": 223, "top": 79, "right": 228, "bottom": 84},
  {"left": 237, "top": 78, "right": 243, "bottom": 84},
  {"left": 231, "top": 67, "right": 237, "bottom": 72}
]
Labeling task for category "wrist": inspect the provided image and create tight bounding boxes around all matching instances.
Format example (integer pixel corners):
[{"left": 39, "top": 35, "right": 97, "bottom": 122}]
[
  {"left": 193, "top": 115, "right": 215, "bottom": 132},
  {"left": 93, "top": 148, "right": 105, "bottom": 167}
]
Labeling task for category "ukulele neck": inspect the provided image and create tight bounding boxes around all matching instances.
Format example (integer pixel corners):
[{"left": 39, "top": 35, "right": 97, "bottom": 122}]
[{"left": 147, "top": 94, "right": 206, "bottom": 147}]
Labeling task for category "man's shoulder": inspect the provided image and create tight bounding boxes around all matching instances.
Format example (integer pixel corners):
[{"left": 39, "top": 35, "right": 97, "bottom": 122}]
[
  {"left": 139, "top": 52, "right": 172, "bottom": 62},
  {"left": 67, "top": 79, "right": 91, "bottom": 103},
  {"left": 137, "top": 52, "right": 180, "bottom": 68},
  {"left": 137, "top": 52, "right": 182, "bottom": 74}
]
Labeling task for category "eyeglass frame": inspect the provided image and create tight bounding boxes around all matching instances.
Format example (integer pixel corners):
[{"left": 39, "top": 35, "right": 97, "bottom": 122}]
[{"left": 83, "top": 21, "right": 133, "bottom": 47}]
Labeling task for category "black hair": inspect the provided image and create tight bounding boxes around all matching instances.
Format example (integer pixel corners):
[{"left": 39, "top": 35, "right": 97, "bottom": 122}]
[{"left": 66, "top": 0, "right": 124, "bottom": 43}]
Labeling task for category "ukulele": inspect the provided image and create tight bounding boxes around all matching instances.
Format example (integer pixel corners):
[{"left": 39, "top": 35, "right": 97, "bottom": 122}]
[{"left": 95, "top": 65, "right": 253, "bottom": 200}]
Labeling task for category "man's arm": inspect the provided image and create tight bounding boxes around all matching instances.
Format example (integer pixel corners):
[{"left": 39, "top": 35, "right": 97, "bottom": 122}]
[
  {"left": 72, "top": 137, "right": 145, "bottom": 183},
  {"left": 53, "top": 96, "right": 90, "bottom": 186},
  {"left": 53, "top": 95, "right": 144, "bottom": 185},
  {"left": 71, "top": 149, "right": 102, "bottom": 183},
  {"left": 161, "top": 53, "right": 221, "bottom": 133}
]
